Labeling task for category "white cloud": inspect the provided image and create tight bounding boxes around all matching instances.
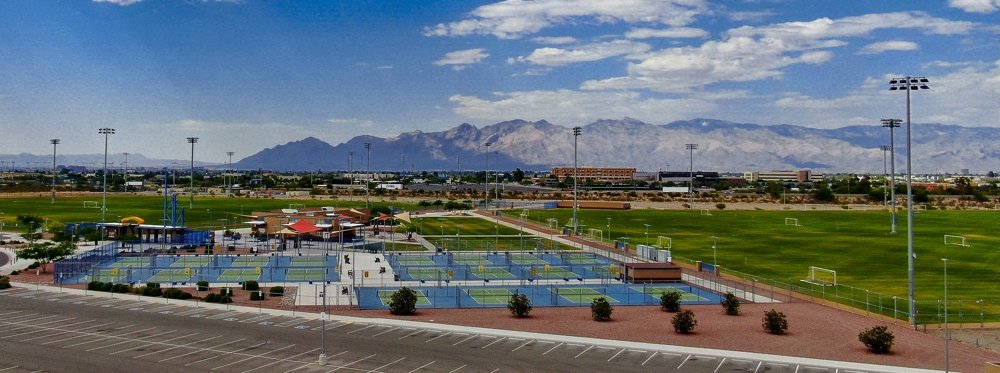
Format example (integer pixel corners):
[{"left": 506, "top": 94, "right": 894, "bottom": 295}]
[
  {"left": 857, "top": 40, "right": 919, "bottom": 55},
  {"left": 449, "top": 89, "right": 717, "bottom": 125},
  {"left": 625, "top": 27, "right": 709, "bottom": 39},
  {"left": 93, "top": 0, "right": 143, "bottom": 5},
  {"left": 531, "top": 36, "right": 578, "bottom": 45},
  {"left": 509, "top": 40, "right": 650, "bottom": 66},
  {"left": 433, "top": 48, "right": 489, "bottom": 70},
  {"left": 424, "top": 0, "right": 709, "bottom": 39},
  {"left": 949, "top": 0, "right": 1000, "bottom": 13}
]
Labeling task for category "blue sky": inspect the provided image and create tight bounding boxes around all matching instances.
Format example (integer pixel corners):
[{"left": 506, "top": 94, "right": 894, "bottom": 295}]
[{"left": 0, "top": 0, "right": 998, "bottom": 162}]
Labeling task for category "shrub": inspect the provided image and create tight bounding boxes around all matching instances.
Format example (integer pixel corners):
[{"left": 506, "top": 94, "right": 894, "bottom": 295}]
[
  {"left": 112, "top": 283, "right": 131, "bottom": 293},
  {"left": 242, "top": 280, "right": 259, "bottom": 291},
  {"left": 659, "top": 291, "right": 682, "bottom": 313},
  {"left": 716, "top": 203, "right": 726, "bottom": 210},
  {"left": 762, "top": 309, "right": 789, "bottom": 335},
  {"left": 10, "top": 270, "right": 19, "bottom": 275},
  {"left": 27, "top": 262, "right": 40, "bottom": 269},
  {"left": 721, "top": 292, "right": 740, "bottom": 315},
  {"left": 269, "top": 286, "right": 285, "bottom": 296},
  {"left": 196, "top": 280, "right": 209, "bottom": 291},
  {"left": 591, "top": 297, "right": 613, "bottom": 321},
  {"left": 204, "top": 293, "right": 220, "bottom": 303},
  {"left": 141, "top": 284, "right": 163, "bottom": 297},
  {"left": 220, "top": 287, "right": 233, "bottom": 296},
  {"left": 858, "top": 325, "right": 894, "bottom": 354},
  {"left": 100, "top": 282, "right": 114, "bottom": 292},
  {"left": 671, "top": 310, "right": 697, "bottom": 334},
  {"left": 507, "top": 293, "right": 532, "bottom": 318},
  {"left": 388, "top": 287, "right": 418, "bottom": 315},
  {"left": 249, "top": 291, "right": 265, "bottom": 301},
  {"left": 163, "top": 287, "right": 192, "bottom": 299},
  {"left": 0, "top": 275, "right": 10, "bottom": 290},
  {"left": 87, "top": 281, "right": 103, "bottom": 291}
]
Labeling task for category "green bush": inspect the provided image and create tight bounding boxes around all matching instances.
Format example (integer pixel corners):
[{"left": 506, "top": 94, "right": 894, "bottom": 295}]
[
  {"left": 0, "top": 275, "right": 10, "bottom": 290},
  {"left": 388, "top": 287, "right": 418, "bottom": 315},
  {"left": 112, "top": 283, "right": 131, "bottom": 293},
  {"left": 196, "top": 280, "right": 209, "bottom": 291},
  {"left": 671, "top": 310, "right": 697, "bottom": 334},
  {"left": 269, "top": 286, "right": 285, "bottom": 296},
  {"left": 87, "top": 281, "right": 103, "bottom": 291},
  {"left": 591, "top": 297, "right": 613, "bottom": 321},
  {"left": 249, "top": 291, "right": 265, "bottom": 301},
  {"left": 507, "top": 293, "right": 532, "bottom": 318},
  {"left": 242, "top": 280, "right": 259, "bottom": 291},
  {"left": 27, "top": 262, "right": 40, "bottom": 269},
  {"left": 220, "top": 288, "right": 233, "bottom": 296},
  {"left": 10, "top": 270, "right": 19, "bottom": 275},
  {"left": 659, "top": 291, "right": 682, "bottom": 312},
  {"left": 100, "top": 282, "right": 113, "bottom": 292},
  {"left": 162, "top": 287, "right": 192, "bottom": 300},
  {"left": 140, "top": 284, "right": 163, "bottom": 297},
  {"left": 715, "top": 203, "right": 726, "bottom": 210},
  {"left": 721, "top": 292, "right": 740, "bottom": 315},
  {"left": 762, "top": 309, "right": 789, "bottom": 335},
  {"left": 858, "top": 325, "right": 894, "bottom": 354},
  {"left": 204, "top": 293, "right": 219, "bottom": 303}
]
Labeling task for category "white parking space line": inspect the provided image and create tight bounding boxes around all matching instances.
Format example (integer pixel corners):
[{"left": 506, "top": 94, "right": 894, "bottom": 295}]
[
  {"left": 327, "top": 321, "right": 353, "bottom": 330},
  {"left": 542, "top": 342, "right": 564, "bottom": 355},
  {"left": 480, "top": 337, "right": 505, "bottom": 349},
  {"left": 641, "top": 352, "right": 658, "bottom": 366},
  {"left": 184, "top": 340, "right": 270, "bottom": 367},
  {"left": 158, "top": 337, "right": 247, "bottom": 362},
  {"left": 424, "top": 331, "right": 450, "bottom": 343},
  {"left": 63, "top": 326, "right": 158, "bottom": 348},
  {"left": 146, "top": 304, "right": 179, "bottom": 312},
  {"left": 372, "top": 326, "right": 400, "bottom": 337},
  {"left": 714, "top": 358, "right": 727, "bottom": 372},
  {"left": 511, "top": 339, "right": 534, "bottom": 352},
  {"left": 134, "top": 335, "right": 224, "bottom": 358},
  {"left": 399, "top": 329, "right": 423, "bottom": 339},
  {"left": 39, "top": 324, "right": 134, "bottom": 345},
  {"left": 346, "top": 324, "right": 375, "bottom": 334},
  {"left": 6, "top": 317, "right": 79, "bottom": 337},
  {"left": 369, "top": 357, "right": 406, "bottom": 372},
  {"left": 753, "top": 361, "right": 763, "bottom": 373},
  {"left": 275, "top": 318, "right": 309, "bottom": 328},
  {"left": 110, "top": 332, "right": 200, "bottom": 355},
  {"left": 0, "top": 366, "right": 20, "bottom": 372},
  {"left": 19, "top": 320, "right": 103, "bottom": 341},
  {"left": 447, "top": 364, "right": 466, "bottom": 373},
  {"left": 240, "top": 347, "right": 322, "bottom": 373},
  {"left": 452, "top": 335, "right": 477, "bottom": 346},
  {"left": 325, "top": 353, "right": 375, "bottom": 372},
  {"left": 239, "top": 314, "right": 274, "bottom": 324},
  {"left": 86, "top": 330, "right": 177, "bottom": 352},
  {"left": 206, "top": 311, "right": 243, "bottom": 320},
  {"left": 608, "top": 348, "right": 626, "bottom": 362},
  {"left": 407, "top": 361, "right": 435, "bottom": 373},
  {"left": 0, "top": 310, "right": 26, "bottom": 317},
  {"left": 3, "top": 313, "right": 59, "bottom": 324},
  {"left": 211, "top": 343, "right": 297, "bottom": 371},
  {"left": 677, "top": 355, "right": 692, "bottom": 369},
  {"left": 175, "top": 308, "right": 208, "bottom": 316},
  {"left": 574, "top": 345, "right": 594, "bottom": 358}
]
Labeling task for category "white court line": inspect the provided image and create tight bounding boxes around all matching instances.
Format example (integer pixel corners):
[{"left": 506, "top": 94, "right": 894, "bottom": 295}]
[
  {"left": 542, "top": 342, "right": 564, "bottom": 355},
  {"left": 240, "top": 347, "right": 322, "bottom": 373},
  {"left": 424, "top": 331, "right": 450, "bottom": 343},
  {"left": 184, "top": 340, "right": 268, "bottom": 366},
  {"left": 86, "top": 330, "right": 177, "bottom": 351},
  {"left": 324, "top": 353, "right": 376, "bottom": 372},
  {"left": 40, "top": 324, "right": 134, "bottom": 345},
  {"left": 158, "top": 337, "right": 247, "bottom": 362},
  {"left": 63, "top": 326, "right": 157, "bottom": 348},
  {"left": 211, "top": 343, "right": 297, "bottom": 371},
  {"left": 407, "top": 361, "right": 435, "bottom": 373},
  {"left": 110, "top": 332, "right": 200, "bottom": 355},
  {"left": 133, "top": 335, "right": 224, "bottom": 358},
  {"left": 574, "top": 345, "right": 594, "bottom": 358},
  {"left": 369, "top": 357, "right": 406, "bottom": 372},
  {"left": 480, "top": 337, "right": 504, "bottom": 349}
]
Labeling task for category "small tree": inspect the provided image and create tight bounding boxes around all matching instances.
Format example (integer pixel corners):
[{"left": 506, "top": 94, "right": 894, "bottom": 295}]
[
  {"left": 18, "top": 241, "right": 75, "bottom": 273},
  {"left": 762, "top": 309, "right": 789, "bottom": 335},
  {"left": 388, "top": 287, "right": 418, "bottom": 315},
  {"left": 858, "top": 325, "right": 895, "bottom": 354},
  {"left": 721, "top": 292, "right": 741, "bottom": 315},
  {"left": 507, "top": 293, "right": 532, "bottom": 318},
  {"left": 671, "top": 310, "right": 697, "bottom": 334},
  {"left": 591, "top": 297, "right": 613, "bottom": 321},
  {"left": 715, "top": 203, "right": 726, "bottom": 210},
  {"left": 659, "top": 291, "right": 682, "bottom": 312}
]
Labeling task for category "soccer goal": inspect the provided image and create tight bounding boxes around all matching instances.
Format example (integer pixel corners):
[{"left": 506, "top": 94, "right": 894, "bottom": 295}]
[
  {"left": 656, "top": 236, "right": 672, "bottom": 249},
  {"left": 588, "top": 228, "right": 604, "bottom": 242},
  {"left": 83, "top": 201, "right": 99, "bottom": 209},
  {"left": 784, "top": 217, "right": 801, "bottom": 227},
  {"left": 700, "top": 209, "right": 712, "bottom": 216},
  {"left": 547, "top": 218, "right": 559, "bottom": 229},
  {"left": 801, "top": 266, "right": 837, "bottom": 286},
  {"left": 944, "top": 235, "right": 970, "bottom": 247}
]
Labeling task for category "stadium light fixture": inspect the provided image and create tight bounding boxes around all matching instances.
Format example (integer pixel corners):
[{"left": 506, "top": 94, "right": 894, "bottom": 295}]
[
  {"left": 889, "top": 76, "right": 930, "bottom": 328},
  {"left": 364, "top": 143, "right": 372, "bottom": 209},
  {"left": 878, "top": 145, "right": 891, "bottom": 209},
  {"left": 483, "top": 142, "right": 491, "bottom": 210},
  {"left": 686, "top": 143, "right": 698, "bottom": 209}
]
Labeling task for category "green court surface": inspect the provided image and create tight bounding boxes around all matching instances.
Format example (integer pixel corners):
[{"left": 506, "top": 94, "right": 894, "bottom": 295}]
[
  {"left": 470, "top": 267, "right": 516, "bottom": 280},
  {"left": 80, "top": 269, "right": 126, "bottom": 283},
  {"left": 290, "top": 257, "right": 331, "bottom": 267},
  {"left": 563, "top": 256, "right": 602, "bottom": 264},
  {"left": 171, "top": 257, "right": 212, "bottom": 267},
  {"left": 510, "top": 257, "right": 548, "bottom": 265},
  {"left": 554, "top": 287, "right": 619, "bottom": 303},
  {"left": 589, "top": 265, "right": 614, "bottom": 276},
  {"left": 404, "top": 267, "right": 450, "bottom": 280},
  {"left": 466, "top": 289, "right": 513, "bottom": 304},
  {"left": 147, "top": 269, "right": 195, "bottom": 283},
  {"left": 111, "top": 258, "right": 150, "bottom": 267},
  {"left": 453, "top": 257, "right": 490, "bottom": 265},
  {"left": 396, "top": 256, "right": 435, "bottom": 266},
  {"left": 377, "top": 289, "right": 432, "bottom": 306},
  {"left": 630, "top": 286, "right": 709, "bottom": 302},
  {"left": 534, "top": 268, "right": 579, "bottom": 279},
  {"left": 231, "top": 257, "right": 270, "bottom": 267},
  {"left": 218, "top": 269, "right": 261, "bottom": 282},
  {"left": 286, "top": 268, "right": 328, "bottom": 281}
]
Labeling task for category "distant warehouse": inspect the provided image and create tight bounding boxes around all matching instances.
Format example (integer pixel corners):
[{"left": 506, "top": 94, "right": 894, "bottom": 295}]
[
  {"left": 743, "top": 170, "right": 824, "bottom": 183},
  {"left": 551, "top": 167, "right": 636, "bottom": 182}
]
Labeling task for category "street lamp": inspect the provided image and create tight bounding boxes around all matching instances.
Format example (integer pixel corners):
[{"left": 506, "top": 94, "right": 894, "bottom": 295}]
[
  {"left": 98, "top": 128, "right": 115, "bottom": 223},
  {"left": 686, "top": 143, "right": 698, "bottom": 209},
  {"left": 187, "top": 137, "right": 198, "bottom": 209},
  {"left": 881, "top": 118, "right": 901, "bottom": 234},
  {"left": 643, "top": 224, "right": 650, "bottom": 245},
  {"left": 711, "top": 236, "right": 719, "bottom": 266},
  {"left": 50, "top": 139, "right": 59, "bottom": 204},
  {"left": 226, "top": 151, "right": 235, "bottom": 195},
  {"left": 942, "top": 257, "right": 949, "bottom": 372},
  {"left": 606, "top": 217, "right": 611, "bottom": 244},
  {"left": 572, "top": 126, "right": 581, "bottom": 235},
  {"left": 123, "top": 152, "right": 129, "bottom": 193},
  {"left": 890, "top": 76, "right": 930, "bottom": 328},
  {"left": 879, "top": 145, "right": 891, "bottom": 209},
  {"left": 364, "top": 143, "right": 372, "bottom": 209},
  {"left": 348, "top": 151, "right": 354, "bottom": 184}
]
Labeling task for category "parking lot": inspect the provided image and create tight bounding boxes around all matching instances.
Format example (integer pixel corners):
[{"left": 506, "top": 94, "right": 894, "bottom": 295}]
[{"left": 0, "top": 286, "right": 934, "bottom": 372}]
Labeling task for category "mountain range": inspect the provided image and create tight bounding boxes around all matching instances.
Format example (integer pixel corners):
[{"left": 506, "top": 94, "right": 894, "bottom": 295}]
[
  {"left": 3, "top": 118, "right": 998, "bottom": 174},
  {"left": 232, "top": 118, "right": 1000, "bottom": 174}
]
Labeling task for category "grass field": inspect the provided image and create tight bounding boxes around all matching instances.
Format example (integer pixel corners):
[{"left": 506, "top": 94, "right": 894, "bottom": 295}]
[
  {"left": 513, "top": 208, "right": 1000, "bottom": 318},
  {"left": 409, "top": 216, "right": 524, "bottom": 236}
]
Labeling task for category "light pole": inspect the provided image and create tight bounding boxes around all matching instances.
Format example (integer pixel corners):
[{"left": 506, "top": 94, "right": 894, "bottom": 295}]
[
  {"left": 99, "top": 128, "right": 115, "bottom": 223},
  {"left": 890, "top": 76, "right": 929, "bottom": 328},
  {"left": 187, "top": 137, "right": 198, "bottom": 209},
  {"left": 348, "top": 151, "right": 354, "bottom": 184},
  {"left": 364, "top": 143, "right": 372, "bottom": 209},
  {"left": 643, "top": 224, "right": 650, "bottom": 246},
  {"left": 123, "top": 152, "right": 129, "bottom": 193},
  {"left": 879, "top": 145, "right": 890, "bottom": 209},
  {"left": 711, "top": 236, "right": 719, "bottom": 266},
  {"left": 881, "top": 118, "right": 901, "bottom": 234},
  {"left": 226, "top": 151, "right": 235, "bottom": 195},
  {"left": 50, "top": 139, "right": 59, "bottom": 204},
  {"left": 606, "top": 217, "right": 611, "bottom": 244},
  {"left": 942, "top": 257, "right": 949, "bottom": 372},
  {"left": 483, "top": 142, "right": 491, "bottom": 210},
  {"left": 319, "top": 280, "right": 327, "bottom": 365},
  {"left": 686, "top": 143, "right": 698, "bottom": 209},
  {"left": 572, "top": 126, "right": 581, "bottom": 235}
]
